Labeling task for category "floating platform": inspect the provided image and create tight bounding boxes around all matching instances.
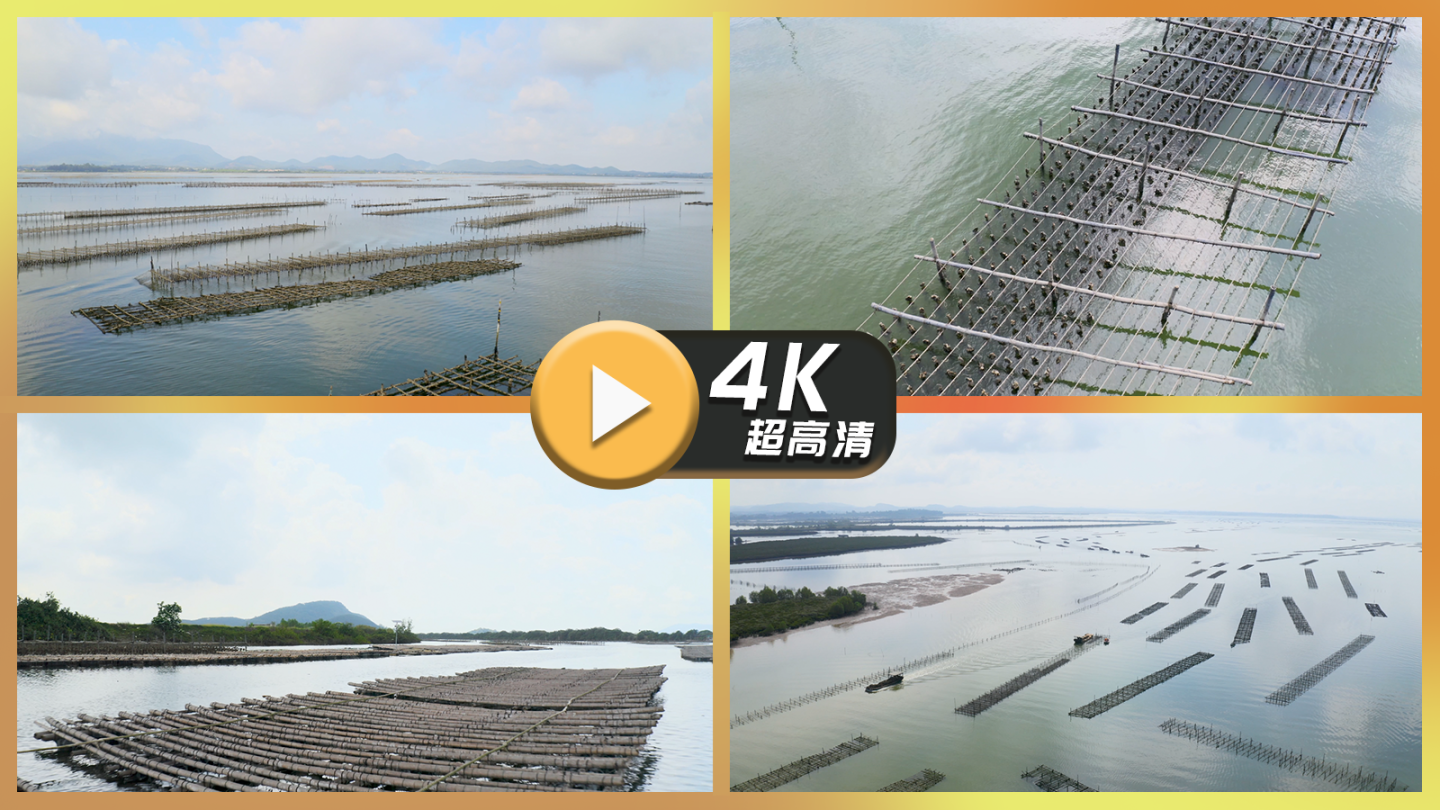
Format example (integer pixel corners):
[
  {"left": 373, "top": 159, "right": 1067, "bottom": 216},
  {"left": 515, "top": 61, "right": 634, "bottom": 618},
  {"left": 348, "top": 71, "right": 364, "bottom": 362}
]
[
  {"left": 1266, "top": 634, "right": 1375, "bottom": 706},
  {"left": 1171, "top": 583, "right": 1198, "bottom": 599},
  {"left": 362, "top": 198, "right": 538, "bottom": 216},
  {"left": 1281, "top": 596, "right": 1314, "bottom": 635},
  {"left": 1238, "top": 564, "right": 1254, "bottom": 570},
  {"left": 1022, "top": 765, "right": 1096, "bottom": 792},
  {"left": 1160, "top": 718, "right": 1405, "bottom": 791},
  {"left": 141, "top": 225, "right": 645, "bottom": 287},
  {"left": 18, "top": 223, "right": 322, "bottom": 268},
  {"left": 731, "top": 736, "right": 879, "bottom": 792},
  {"left": 21, "top": 200, "right": 326, "bottom": 220},
  {"left": 33, "top": 665, "right": 664, "bottom": 791},
  {"left": 74, "top": 260, "right": 520, "bottom": 335},
  {"left": 1305, "top": 568, "right": 1319, "bottom": 588},
  {"left": 1185, "top": 569, "right": 1207, "bottom": 578},
  {"left": 365, "top": 354, "right": 537, "bottom": 397},
  {"left": 878, "top": 769, "right": 945, "bottom": 792},
  {"left": 1337, "top": 570, "right": 1358, "bottom": 598},
  {"left": 1260, "top": 572, "right": 1271, "bottom": 588},
  {"left": 956, "top": 639, "right": 1101, "bottom": 716},
  {"left": 458, "top": 206, "right": 586, "bottom": 229},
  {"left": 1231, "top": 607, "right": 1257, "bottom": 646},
  {"left": 1365, "top": 603, "right": 1387, "bottom": 618},
  {"left": 1204, "top": 583, "right": 1225, "bottom": 607},
  {"left": 1069, "top": 651, "right": 1214, "bottom": 718},
  {"left": 18, "top": 209, "right": 281, "bottom": 237},
  {"left": 1120, "top": 601, "right": 1168, "bottom": 624},
  {"left": 679, "top": 645, "right": 713, "bottom": 662},
  {"left": 1207, "top": 569, "right": 1227, "bottom": 579},
  {"left": 1146, "top": 609, "right": 1211, "bottom": 642}
]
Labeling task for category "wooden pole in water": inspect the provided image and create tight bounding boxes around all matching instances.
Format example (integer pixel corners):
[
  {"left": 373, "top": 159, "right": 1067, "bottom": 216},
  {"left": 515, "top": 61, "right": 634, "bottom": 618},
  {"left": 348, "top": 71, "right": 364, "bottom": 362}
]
[
  {"left": 493, "top": 299, "right": 502, "bottom": 358},
  {"left": 1108, "top": 44, "right": 1120, "bottom": 110}
]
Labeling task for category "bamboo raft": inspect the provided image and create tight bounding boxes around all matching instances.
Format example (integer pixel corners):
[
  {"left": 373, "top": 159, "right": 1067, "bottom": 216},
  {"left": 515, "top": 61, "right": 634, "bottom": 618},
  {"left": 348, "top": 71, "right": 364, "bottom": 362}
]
[
  {"left": 1147, "top": 608, "right": 1211, "bottom": 642},
  {"left": 1365, "top": 602, "right": 1386, "bottom": 617},
  {"left": 1171, "top": 583, "right": 1198, "bottom": 599},
  {"left": 1069, "top": 651, "right": 1214, "bottom": 718},
  {"left": 679, "top": 645, "right": 713, "bottom": 662},
  {"left": 1304, "top": 568, "right": 1319, "bottom": 588},
  {"left": 1232, "top": 607, "right": 1258, "bottom": 646},
  {"left": 140, "top": 225, "right": 646, "bottom": 287},
  {"left": 74, "top": 260, "right": 520, "bottom": 335},
  {"left": 1260, "top": 572, "right": 1271, "bottom": 587},
  {"left": 1299, "top": 558, "right": 1319, "bottom": 565},
  {"left": 18, "top": 643, "right": 538, "bottom": 670},
  {"left": 363, "top": 199, "right": 536, "bottom": 216},
  {"left": 1238, "top": 563, "right": 1254, "bottom": 570},
  {"left": 955, "top": 639, "right": 1101, "bottom": 716},
  {"left": 1205, "top": 583, "right": 1225, "bottom": 607},
  {"left": 1281, "top": 596, "right": 1314, "bottom": 635},
  {"left": 878, "top": 769, "right": 945, "bottom": 791},
  {"left": 575, "top": 189, "right": 702, "bottom": 203},
  {"left": 1120, "top": 601, "right": 1169, "bottom": 624},
  {"left": 1207, "top": 569, "right": 1227, "bottom": 579},
  {"left": 365, "top": 354, "right": 537, "bottom": 396},
  {"left": 19, "top": 223, "right": 322, "bottom": 268},
  {"left": 1337, "top": 570, "right": 1358, "bottom": 597},
  {"left": 1022, "top": 765, "right": 1097, "bottom": 792},
  {"left": 1265, "top": 634, "right": 1375, "bottom": 705},
  {"left": 1159, "top": 718, "right": 1406, "bottom": 791},
  {"left": 32, "top": 665, "right": 664, "bottom": 791},
  {"left": 458, "top": 206, "right": 587, "bottom": 229},
  {"left": 18, "top": 209, "right": 281, "bottom": 237},
  {"left": 19, "top": 200, "right": 327, "bottom": 220},
  {"left": 1185, "top": 568, "right": 1207, "bottom": 577},
  {"left": 731, "top": 736, "right": 878, "bottom": 792},
  {"left": 866, "top": 17, "right": 1406, "bottom": 395}
]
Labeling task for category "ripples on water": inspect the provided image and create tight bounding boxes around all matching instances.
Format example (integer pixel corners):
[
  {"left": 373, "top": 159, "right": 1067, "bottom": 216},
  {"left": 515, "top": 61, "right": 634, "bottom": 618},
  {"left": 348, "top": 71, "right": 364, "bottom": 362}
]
[
  {"left": 18, "top": 174, "right": 712, "bottom": 395},
  {"left": 17, "top": 642, "right": 711, "bottom": 791},
  {"left": 730, "top": 17, "right": 1420, "bottom": 394},
  {"left": 729, "top": 515, "right": 1421, "bottom": 790}
]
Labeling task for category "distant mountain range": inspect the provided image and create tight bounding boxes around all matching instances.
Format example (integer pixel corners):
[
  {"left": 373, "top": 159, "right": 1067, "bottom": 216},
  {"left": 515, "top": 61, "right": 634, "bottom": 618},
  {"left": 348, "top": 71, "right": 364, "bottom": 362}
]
[
  {"left": 17, "top": 135, "right": 710, "bottom": 177},
  {"left": 184, "top": 600, "right": 379, "bottom": 627}
]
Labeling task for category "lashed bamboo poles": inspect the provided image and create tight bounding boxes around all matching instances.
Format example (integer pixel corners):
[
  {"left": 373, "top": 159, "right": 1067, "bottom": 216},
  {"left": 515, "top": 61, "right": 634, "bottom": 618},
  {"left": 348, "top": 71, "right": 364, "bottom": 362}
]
[
  {"left": 18, "top": 208, "right": 282, "bottom": 237},
  {"left": 1068, "top": 651, "right": 1214, "bottom": 717},
  {"left": 1281, "top": 596, "right": 1314, "bottom": 634},
  {"left": 1147, "top": 608, "right": 1211, "bottom": 642},
  {"left": 878, "top": 769, "right": 945, "bottom": 791},
  {"left": 575, "top": 189, "right": 702, "bottom": 203},
  {"left": 458, "top": 206, "right": 587, "bottom": 229},
  {"left": 74, "top": 259, "right": 520, "bottom": 334},
  {"left": 954, "top": 638, "right": 1100, "bottom": 716},
  {"left": 20, "top": 200, "right": 327, "bottom": 220},
  {"left": 363, "top": 198, "right": 535, "bottom": 216},
  {"left": 19, "top": 223, "right": 322, "bottom": 268},
  {"left": 366, "top": 355, "right": 537, "bottom": 396},
  {"left": 1159, "top": 718, "right": 1406, "bottom": 790},
  {"left": 865, "top": 17, "right": 1402, "bottom": 395},
  {"left": 34, "top": 666, "right": 666, "bottom": 792},
  {"left": 1265, "top": 634, "right": 1375, "bottom": 705},
  {"left": 731, "top": 736, "right": 879, "bottom": 791},
  {"left": 1120, "top": 601, "right": 1169, "bottom": 624},
  {"left": 1022, "top": 765, "right": 1097, "bottom": 792},
  {"left": 141, "top": 224, "right": 645, "bottom": 287}
]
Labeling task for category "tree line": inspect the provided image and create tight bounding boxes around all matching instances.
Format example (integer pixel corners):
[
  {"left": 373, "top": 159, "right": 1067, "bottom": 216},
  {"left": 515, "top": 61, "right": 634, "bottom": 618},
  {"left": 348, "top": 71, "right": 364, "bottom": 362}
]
[
  {"left": 731, "top": 585, "right": 873, "bottom": 642},
  {"left": 419, "top": 627, "right": 712, "bottom": 643}
]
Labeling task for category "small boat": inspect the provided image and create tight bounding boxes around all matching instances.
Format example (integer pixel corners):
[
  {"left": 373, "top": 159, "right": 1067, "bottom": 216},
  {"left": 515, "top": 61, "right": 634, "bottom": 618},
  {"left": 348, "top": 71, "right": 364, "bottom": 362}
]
[{"left": 865, "top": 674, "right": 903, "bottom": 692}]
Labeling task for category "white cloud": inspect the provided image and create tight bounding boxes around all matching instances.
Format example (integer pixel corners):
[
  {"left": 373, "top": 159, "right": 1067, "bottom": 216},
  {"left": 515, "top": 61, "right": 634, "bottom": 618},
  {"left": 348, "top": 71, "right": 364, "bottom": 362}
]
[
  {"left": 211, "top": 18, "right": 440, "bottom": 115},
  {"left": 512, "top": 77, "right": 575, "bottom": 111},
  {"left": 539, "top": 18, "right": 711, "bottom": 78},
  {"left": 18, "top": 18, "right": 112, "bottom": 100}
]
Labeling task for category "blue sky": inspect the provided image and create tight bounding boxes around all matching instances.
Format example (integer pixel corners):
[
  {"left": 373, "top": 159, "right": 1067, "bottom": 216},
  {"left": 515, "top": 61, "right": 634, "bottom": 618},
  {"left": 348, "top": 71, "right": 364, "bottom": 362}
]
[
  {"left": 18, "top": 17, "right": 713, "bottom": 172},
  {"left": 16, "top": 414, "right": 713, "bottom": 631},
  {"left": 733, "top": 414, "right": 1421, "bottom": 521}
]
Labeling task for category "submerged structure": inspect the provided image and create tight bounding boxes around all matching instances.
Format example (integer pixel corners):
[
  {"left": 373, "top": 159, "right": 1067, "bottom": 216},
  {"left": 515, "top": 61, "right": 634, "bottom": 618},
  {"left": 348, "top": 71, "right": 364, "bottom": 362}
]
[{"left": 865, "top": 17, "right": 1407, "bottom": 394}]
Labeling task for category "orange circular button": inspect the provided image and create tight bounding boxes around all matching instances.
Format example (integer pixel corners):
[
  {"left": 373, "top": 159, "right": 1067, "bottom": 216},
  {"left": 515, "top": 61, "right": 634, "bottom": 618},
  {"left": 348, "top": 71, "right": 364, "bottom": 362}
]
[{"left": 531, "top": 321, "right": 699, "bottom": 489}]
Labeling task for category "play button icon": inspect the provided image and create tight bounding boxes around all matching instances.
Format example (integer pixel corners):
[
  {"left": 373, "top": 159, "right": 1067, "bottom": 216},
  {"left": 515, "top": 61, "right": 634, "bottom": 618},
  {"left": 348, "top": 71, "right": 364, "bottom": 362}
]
[
  {"left": 531, "top": 321, "right": 699, "bottom": 489},
  {"left": 592, "top": 366, "right": 650, "bottom": 442}
]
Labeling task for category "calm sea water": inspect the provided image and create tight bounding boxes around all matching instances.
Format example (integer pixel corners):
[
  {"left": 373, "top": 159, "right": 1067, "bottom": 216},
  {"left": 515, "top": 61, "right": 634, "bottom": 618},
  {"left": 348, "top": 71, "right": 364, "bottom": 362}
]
[
  {"left": 17, "top": 641, "right": 711, "bottom": 791},
  {"left": 730, "top": 17, "right": 1421, "bottom": 395},
  {"left": 18, "top": 173, "right": 712, "bottom": 395},
  {"left": 729, "top": 514, "right": 1421, "bottom": 791}
]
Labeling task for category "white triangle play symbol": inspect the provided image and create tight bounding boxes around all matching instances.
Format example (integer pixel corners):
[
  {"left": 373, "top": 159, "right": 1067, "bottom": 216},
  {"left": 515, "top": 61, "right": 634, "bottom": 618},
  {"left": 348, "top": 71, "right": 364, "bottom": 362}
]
[{"left": 592, "top": 366, "right": 650, "bottom": 442}]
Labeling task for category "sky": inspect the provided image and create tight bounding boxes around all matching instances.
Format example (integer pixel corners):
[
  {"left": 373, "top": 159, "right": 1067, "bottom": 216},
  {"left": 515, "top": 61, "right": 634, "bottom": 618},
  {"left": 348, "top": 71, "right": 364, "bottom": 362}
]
[
  {"left": 17, "top": 17, "right": 713, "bottom": 172},
  {"left": 732, "top": 413, "right": 1421, "bottom": 521},
  {"left": 16, "top": 414, "right": 712, "bottom": 632}
]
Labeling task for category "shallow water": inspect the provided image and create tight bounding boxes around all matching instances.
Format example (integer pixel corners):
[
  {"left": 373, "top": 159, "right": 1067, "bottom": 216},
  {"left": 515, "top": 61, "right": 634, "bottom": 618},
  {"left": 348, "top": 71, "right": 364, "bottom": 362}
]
[
  {"left": 17, "top": 641, "right": 711, "bottom": 791},
  {"left": 729, "top": 514, "right": 1421, "bottom": 791},
  {"left": 18, "top": 173, "right": 712, "bottom": 395},
  {"left": 730, "top": 17, "right": 1421, "bottom": 395}
]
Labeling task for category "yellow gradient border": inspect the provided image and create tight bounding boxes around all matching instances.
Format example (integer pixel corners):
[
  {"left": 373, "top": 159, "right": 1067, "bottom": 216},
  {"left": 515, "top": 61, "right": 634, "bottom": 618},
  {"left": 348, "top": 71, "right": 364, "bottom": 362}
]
[{"left": 7, "top": 6, "right": 1434, "bottom": 799}]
